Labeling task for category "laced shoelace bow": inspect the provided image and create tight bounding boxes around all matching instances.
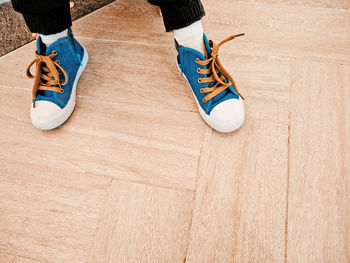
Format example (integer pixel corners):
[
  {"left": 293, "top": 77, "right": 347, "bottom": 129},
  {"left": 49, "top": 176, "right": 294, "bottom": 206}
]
[
  {"left": 26, "top": 51, "right": 68, "bottom": 107},
  {"left": 196, "top": 33, "right": 244, "bottom": 103}
]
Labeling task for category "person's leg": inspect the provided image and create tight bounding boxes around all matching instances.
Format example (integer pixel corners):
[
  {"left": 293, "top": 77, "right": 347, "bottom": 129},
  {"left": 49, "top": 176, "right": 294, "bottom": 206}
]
[
  {"left": 11, "top": 0, "right": 88, "bottom": 130},
  {"left": 148, "top": 0, "right": 205, "bottom": 54},
  {"left": 148, "top": 0, "right": 245, "bottom": 133},
  {"left": 11, "top": 0, "right": 71, "bottom": 35},
  {"left": 148, "top": 0, "right": 205, "bottom": 32}
]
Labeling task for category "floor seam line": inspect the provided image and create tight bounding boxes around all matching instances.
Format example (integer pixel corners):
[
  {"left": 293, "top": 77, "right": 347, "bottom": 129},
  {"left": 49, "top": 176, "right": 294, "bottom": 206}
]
[
  {"left": 284, "top": 58, "right": 294, "bottom": 263},
  {"left": 76, "top": 36, "right": 170, "bottom": 48},
  {"left": 183, "top": 126, "right": 209, "bottom": 262}
]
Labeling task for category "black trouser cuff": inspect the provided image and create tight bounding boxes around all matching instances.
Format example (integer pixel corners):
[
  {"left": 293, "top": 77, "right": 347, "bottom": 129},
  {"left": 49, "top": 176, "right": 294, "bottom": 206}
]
[
  {"left": 160, "top": 0, "right": 205, "bottom": 32},
  {"left": 22, "top": 4, "right": 72, "bottom": 35}
]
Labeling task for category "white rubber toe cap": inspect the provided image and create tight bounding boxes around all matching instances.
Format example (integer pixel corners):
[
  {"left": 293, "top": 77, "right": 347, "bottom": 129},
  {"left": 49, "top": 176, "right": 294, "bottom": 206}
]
[
  {"left": 208, "top": 98, "right": 245, "bottom": 133},
  {"left": 30, "top": 100, "right": 62, "bottom": 130}
]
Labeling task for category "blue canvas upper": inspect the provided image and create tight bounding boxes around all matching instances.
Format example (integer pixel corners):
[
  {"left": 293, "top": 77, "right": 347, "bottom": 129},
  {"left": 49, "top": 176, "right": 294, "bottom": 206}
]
[
  {"left": 35, "top": 28, "right": 84, "bottom": 109},
  {"left": 176, "top": 34, "right": 239, "bottom": 114}
]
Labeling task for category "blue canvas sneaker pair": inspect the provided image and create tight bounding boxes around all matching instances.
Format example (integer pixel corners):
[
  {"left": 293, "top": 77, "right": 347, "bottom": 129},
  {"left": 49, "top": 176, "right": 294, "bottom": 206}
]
[
  {"left": 25, "top": 28, "right": 242, "bottom": 133},
  {"left": 26, "top": 28, "right": 88, "bottom": 130},
  {"left": 176, "top": 33, "right": 245, "bottom": 133}
]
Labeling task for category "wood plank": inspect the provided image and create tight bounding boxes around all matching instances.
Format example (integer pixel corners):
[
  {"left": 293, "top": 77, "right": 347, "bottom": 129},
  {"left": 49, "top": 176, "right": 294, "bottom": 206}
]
[
  {"left": 0, "top": 42, "right": 39, "bottom": 90},
  {"left": 202, "top": 0, "right": 350, "bottom": 63},
  {"left": 72, "top": 0, "right": 350, "bottom": 63},
  {"left": 0, "top": 86, "right": 203, "bottom": 190},
  {"left": 0, "top": 253, "right": 43, "bottom": 263},
  {"left": 75, "top": 39, "right": 197, "bottom": 112},
  {"left": 0, "top": 253, "right": 15, "bottom": 263},
  {"left": 14, "top": 257, "right": 43, "bottom": 263},
  {"left": 89, "top": 179, "right": 193, "bottom": 262},
  {"left": 287, "top": 59, "right": 350, "bottom": 262},
  {"left": 244, "top": 0, "right": 350, "bottom": 10},
  {"left": 0, "top": 161, "right": 110, "bottom": 263},
  {"left": 187, "top": 124, "right": 289, "bottom": 262},
  {"left": 186, "top": 55, "right": 290, "bottom": 262}
]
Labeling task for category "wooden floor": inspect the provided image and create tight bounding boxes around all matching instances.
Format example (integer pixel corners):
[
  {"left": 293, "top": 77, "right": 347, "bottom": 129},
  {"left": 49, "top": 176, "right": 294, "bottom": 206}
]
[{"left": 0, "top": 0, "right": 349, "bottom": 262}]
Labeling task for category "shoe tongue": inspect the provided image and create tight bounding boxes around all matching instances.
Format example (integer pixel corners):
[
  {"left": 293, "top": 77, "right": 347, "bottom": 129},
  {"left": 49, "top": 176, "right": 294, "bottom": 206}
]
[
  {"left": 36, "top": 36, "right": 47, "bottom": 55},
  {"left": 37, "top": 35, "right": 62, "bottom": 55},
  {"left": 35, "top": 37, "right": 56, "bottom": 98}
]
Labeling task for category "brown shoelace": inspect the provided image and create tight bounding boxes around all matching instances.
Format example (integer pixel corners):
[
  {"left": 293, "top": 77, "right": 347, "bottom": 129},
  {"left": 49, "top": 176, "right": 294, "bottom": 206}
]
[
  {"left": 196, "top": 33, "right": 244, "bottom": 103},
  {"left": 26, "top": 51, "right": 68, "bottom": 108}
]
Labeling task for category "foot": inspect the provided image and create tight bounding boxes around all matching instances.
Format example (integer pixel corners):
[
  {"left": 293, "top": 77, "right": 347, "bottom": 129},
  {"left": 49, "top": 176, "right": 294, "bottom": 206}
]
[
  {"left": 26, "top": 28, "right": 88, "bottom": 130},
  {"left": 175, "top": 34, "right": 245, "bottom": 133}
]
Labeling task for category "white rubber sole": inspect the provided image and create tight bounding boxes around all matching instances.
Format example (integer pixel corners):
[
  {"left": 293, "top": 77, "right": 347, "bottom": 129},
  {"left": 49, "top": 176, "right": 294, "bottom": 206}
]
[
  {"left": 176, "top": 62, "right": 245, "bottom": 133},
  {"left": 30, "top": 47, "right": 89, "bottom": 130}
]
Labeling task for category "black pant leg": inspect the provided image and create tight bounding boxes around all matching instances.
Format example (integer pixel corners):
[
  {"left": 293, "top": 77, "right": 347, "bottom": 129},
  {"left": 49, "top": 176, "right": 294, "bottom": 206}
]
[
  {"left": 11, "top": 0, "right": 71, "bottom": 34},
  {"left": 147, "top": 0, "right": 205, "bottom": 32}
]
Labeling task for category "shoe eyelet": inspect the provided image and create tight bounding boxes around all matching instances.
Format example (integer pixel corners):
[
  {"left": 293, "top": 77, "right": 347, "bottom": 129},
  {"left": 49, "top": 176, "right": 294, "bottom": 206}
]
[
  {"left": 200, "top": 88, "right": 204, "bottom": 93},
  {"left": 60, "top": 89, "right": 64, "bottom": 94},
  {"left": 52, "top": 50, "right": 58, "bottom": 56},
  {"left": 202, "top": 98, "right": 206, "bottom": 103},
  {"left": 197, "top": 68, "right": 201, "bottom": 73},
  {"left": 198, "top": 78, "right": 202, "bottom": 83},
  {"left": 56, "top": 60, "right": 60, "bottom": 64},
  {"left": 195, "top": 58, "right": 200, "bottom": 63}
]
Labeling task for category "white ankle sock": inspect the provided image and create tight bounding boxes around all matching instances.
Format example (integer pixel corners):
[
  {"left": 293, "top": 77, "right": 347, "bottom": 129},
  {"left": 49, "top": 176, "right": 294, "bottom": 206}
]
[
  {"left": 40, "top": 29, "right": 68, "bottom": 47},
  {"left": 174, "top": 21, "right": 205, "bottom": 55}
]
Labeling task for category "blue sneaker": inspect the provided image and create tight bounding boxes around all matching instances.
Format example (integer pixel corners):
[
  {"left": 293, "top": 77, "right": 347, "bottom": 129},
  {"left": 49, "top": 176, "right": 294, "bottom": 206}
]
[
  {"left": 176, "top": 33, "right": 245, "bottom": 133},
  {"left": 26, "top": 29, "right": 88, "bottom": 130}
]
